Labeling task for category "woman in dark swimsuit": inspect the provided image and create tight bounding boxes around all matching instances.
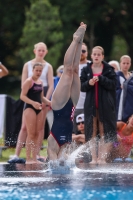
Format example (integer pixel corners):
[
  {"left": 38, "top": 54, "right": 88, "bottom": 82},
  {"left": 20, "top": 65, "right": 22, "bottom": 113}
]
[
  {"left": 20, "top": 63, "right": 51, "bottom": 164},
  {"left": 47, "top": 22, "right": 87, "bottom": 161}
]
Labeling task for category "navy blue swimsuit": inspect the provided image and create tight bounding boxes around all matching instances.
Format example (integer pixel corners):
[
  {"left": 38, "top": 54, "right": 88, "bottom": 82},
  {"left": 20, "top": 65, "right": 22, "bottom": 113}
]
[
  {"left": 50, "top": 99, "right": 74, "bottom": 146},
  {"left": 24, "top": 81, "right": 43, "bottom": 115}
]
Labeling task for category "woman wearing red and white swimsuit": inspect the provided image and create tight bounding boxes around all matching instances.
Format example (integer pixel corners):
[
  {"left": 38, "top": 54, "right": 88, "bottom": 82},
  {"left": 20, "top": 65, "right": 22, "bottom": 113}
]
[{"left": 108, "top": 115, "right": 133, "bottom": 162}]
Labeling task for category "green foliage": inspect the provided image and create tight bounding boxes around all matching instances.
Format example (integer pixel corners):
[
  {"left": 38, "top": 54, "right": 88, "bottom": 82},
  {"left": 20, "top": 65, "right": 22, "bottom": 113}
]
[
  {"left": 110, "top": 35, "right": 128, "bottom": 62},
  {"left": 0, "top": 0, "right": 30, "bottom": 94},
  {"left": 19, "top": 0, "right": 63, "bottom": 69},
  {"left": 1, "top": 0, "right": 133, "bottom": 94},
  {"left": 49, "top": 0, "right": 116, "bottom": 59},
  {"left": 0, "top": 0, "right": 30, "bottom": 71},
  {"left": 49, "top": 0, "right": 133, "bottom": 62},
  {"left": 0, "top": 140, "right": 48, "bottom": 162}
]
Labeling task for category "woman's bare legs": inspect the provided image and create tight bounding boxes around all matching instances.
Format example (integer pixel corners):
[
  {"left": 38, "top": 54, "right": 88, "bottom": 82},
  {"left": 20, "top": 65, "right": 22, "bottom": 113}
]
[
  {"left": 51, "top": 22, "right": 86, "bottom": 110},
  {"left": 24, "top": 108, "right": 43, "bottom": 164},
  {"left": 47, "top": 136, "right": 68, "bottom": 161},
  {"left": 37, "top": 105, "right": 49, "bottom": 157},
  {"left": 12, "top": 109, "right": 45, "bottom": 160},
  {"left": 57, "top": 143, "right": 68, "bottom": 159},
  {"left": 47, "top": 135, "right": 59, "bottom": 160},
  {"left": 89, "top": 116, "right": 98, "bottom": 164},
  {"left": 107, "top": 144, "right": 130, "bottom": 163},
  {"left": 13, "top": 113, "right": 27, "bottom": 157},
  {"left": 99, "top": 141, "right": 112, "bottom": 164},
  {"left": 70, "top": 39, "right": 83, "bottom": 105},
  {"left": 89, "top": 109, "right": 113, "bottom": 164},
  {"left": 36, "top": 110, "right": 44, "bottom": 159},
  {"left": 97, "top": 121, "right": 113, "bottom": 164}
]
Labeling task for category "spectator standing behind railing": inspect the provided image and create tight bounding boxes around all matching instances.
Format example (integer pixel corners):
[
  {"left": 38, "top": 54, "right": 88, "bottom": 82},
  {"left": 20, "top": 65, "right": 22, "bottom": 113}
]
[{"left": 0, "top": 62, "right": 9, "bottom": 78}]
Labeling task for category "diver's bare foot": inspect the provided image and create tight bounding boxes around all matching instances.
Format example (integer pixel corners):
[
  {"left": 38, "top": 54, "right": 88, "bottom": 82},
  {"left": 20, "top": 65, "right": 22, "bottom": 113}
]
[
  {"left": 89, "top": 160, "right": 97, "bottom": 164},
  {"left": 73, "top": 22, "right": 87, "bottom": 43},
  {"left": 97, "top": 160, "right": 107, "bottom": 164},
  {"left": 26, "top": 160, "right": 42, "bottom": 164}
]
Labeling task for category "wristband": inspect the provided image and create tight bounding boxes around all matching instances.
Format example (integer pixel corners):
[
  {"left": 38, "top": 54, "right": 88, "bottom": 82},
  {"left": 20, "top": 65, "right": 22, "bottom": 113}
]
[{"left": 0, "top": 62, "right": 2, "bottom": 65}]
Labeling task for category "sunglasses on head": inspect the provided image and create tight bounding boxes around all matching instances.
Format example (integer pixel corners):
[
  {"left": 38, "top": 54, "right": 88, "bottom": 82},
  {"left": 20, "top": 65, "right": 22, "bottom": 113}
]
[
  {"left": 76, "top": 121, "right": 84, "bottom": 125},
  {"left": 81, "top": 49, "right": 87, "bottom": 53}
]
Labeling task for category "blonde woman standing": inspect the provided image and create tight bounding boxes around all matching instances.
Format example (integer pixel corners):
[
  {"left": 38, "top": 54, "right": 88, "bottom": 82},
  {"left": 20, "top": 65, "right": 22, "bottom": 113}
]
[
  {"left": 9, "top": 42, "right": 53, "bottom": 162},
  {"left": 116, "top": 55, "right": 133, "bottom": 122}
]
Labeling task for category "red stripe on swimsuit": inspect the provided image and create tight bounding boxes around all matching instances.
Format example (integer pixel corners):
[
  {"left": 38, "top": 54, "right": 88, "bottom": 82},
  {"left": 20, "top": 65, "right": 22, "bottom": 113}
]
[
  {"left": 92, "top": 64, "right": 103, "bottom": 108},
  {"left": 93, "top": 72, "right": 102, "bottom": 108}
]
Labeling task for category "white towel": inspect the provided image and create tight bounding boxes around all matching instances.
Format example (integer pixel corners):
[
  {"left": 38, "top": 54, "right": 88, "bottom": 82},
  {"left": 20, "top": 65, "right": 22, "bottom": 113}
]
[
  {"left": 0, "top": 95, "right": 6, "bottom": 138},
  {"left": 118, "top": 77, "right": 125, "bottom": 120}
]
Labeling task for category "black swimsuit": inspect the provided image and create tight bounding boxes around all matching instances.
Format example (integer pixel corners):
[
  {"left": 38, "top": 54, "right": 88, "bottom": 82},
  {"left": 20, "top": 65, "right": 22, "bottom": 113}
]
[
  {"left": 50, "top": 99, "right": 74, "bottom": 146},
  {"left": 24, "top": 81, "right": 43, "bottom": 115}
]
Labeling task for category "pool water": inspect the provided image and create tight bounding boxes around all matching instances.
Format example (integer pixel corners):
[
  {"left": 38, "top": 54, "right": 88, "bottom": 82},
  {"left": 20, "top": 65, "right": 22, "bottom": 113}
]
[
  {"left": 0, "top": 163, "right": 133, "bottom": 200},
  {"left": 1, "top": 186, "right": 133, "bottom": 200}
]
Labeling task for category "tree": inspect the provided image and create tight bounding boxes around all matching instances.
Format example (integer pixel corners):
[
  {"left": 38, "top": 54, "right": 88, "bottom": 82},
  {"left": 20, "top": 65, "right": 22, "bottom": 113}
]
[
  {"left": 0, "top": 0, "right": 30, "bottom": 73},
  {"left": 49, "top": 0, "right": 133, "bottom": 63},
  {"left": 0, "top": 0, "right": 30, "bottom": 94},
  {"left": 108, "top": 0, "right": 133, "bottom": 64},
  {"left": 48, "top": 0, "right": 116, "bottom": 60},
  {"left": 19, "top": 0, "right": 63, "bottom": 70}
]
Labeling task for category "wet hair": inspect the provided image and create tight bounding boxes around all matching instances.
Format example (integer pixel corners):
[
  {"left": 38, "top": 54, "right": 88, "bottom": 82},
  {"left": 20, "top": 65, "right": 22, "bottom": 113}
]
[
  {"left": 120, "top": 55, "right": 131, "bottom": 63},
  {"left": 33, "top": 62, "right": 43, "bottom": 69},
  {"left": 92, "top": 46, "right": 104, "bottom": 55},
  {"left": 34, "top": 42, "right": 47, "bottom": 50}
]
